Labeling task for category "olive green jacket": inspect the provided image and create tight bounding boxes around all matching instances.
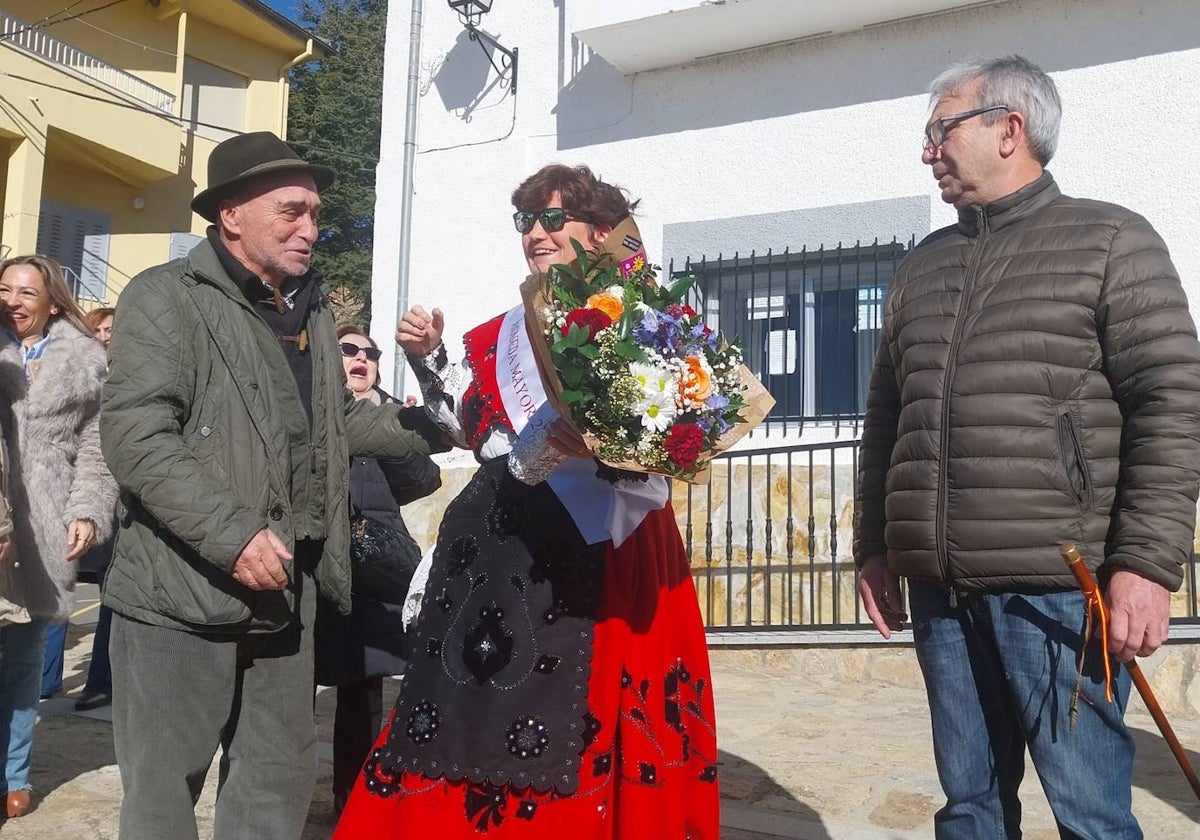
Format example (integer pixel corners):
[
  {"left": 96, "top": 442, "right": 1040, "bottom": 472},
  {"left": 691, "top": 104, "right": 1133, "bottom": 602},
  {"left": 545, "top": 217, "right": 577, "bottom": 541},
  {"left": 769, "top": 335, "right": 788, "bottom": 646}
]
[{"left": 100, "top": 240, "right": 436, "bottom": 633}]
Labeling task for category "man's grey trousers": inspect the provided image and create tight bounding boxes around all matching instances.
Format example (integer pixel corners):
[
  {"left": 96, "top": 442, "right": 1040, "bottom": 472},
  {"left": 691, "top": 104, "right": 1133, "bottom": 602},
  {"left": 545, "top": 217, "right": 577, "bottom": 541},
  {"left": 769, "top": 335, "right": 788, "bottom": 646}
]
[{"left": 110, "top": 568, "right": 318, "bottom": 840}]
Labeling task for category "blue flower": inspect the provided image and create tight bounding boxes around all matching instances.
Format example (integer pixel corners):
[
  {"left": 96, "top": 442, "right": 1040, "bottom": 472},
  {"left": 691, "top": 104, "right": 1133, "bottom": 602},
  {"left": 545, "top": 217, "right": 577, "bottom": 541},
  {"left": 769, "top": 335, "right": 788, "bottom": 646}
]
[
  {"left": 634, "top": 310, "right": 661, "bottom": 345},
  {"left": 635, "top": 308, "right": 685, "bottom": 354},
  {"left": 704, "top": 393, "right": 733, "bottom": 434},
  {"left": 686, "top": 321, "right": 719, "bottom": 350}
]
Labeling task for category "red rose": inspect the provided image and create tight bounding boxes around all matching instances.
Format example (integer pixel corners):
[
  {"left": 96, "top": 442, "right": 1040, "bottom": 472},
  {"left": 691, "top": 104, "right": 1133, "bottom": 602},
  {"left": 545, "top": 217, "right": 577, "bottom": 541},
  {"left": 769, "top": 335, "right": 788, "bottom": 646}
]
[
  {"left": 681, "top": 305, "right": 697, "bottom": 318},
  {"left": 663, "top": 423, "right": 706, "bottom": 469},
  {"left": 562, "top": 307, "right": 613, "bottom": 340}
]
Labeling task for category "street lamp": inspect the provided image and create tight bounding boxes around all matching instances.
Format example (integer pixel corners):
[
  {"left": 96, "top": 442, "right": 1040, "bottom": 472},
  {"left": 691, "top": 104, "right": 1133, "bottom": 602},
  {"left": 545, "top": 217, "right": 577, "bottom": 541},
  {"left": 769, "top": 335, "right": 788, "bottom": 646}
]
[
  {"left": 448, "top": 0, "right": 493, "bottom": 28},
  {"left": 446, "top": 0, "right": 517, "bottom": 94}
]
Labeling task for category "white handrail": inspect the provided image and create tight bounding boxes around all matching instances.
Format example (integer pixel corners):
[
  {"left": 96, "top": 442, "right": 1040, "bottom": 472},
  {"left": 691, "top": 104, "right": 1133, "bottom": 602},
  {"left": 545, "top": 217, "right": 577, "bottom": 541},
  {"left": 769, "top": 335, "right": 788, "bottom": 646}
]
[
  {"left": 62, "top": 264, "right": 111, "bottom": 305},
  {"left": 0, "top": 10, "right": 175, "bottom": 114}
]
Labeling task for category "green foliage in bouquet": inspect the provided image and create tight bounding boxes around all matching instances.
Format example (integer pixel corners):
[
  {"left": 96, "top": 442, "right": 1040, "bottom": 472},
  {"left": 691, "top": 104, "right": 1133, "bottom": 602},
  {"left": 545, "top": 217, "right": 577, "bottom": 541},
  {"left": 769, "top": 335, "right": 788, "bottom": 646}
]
[{"left": 538, "top": 240, "right": 749, "bottom": 479}]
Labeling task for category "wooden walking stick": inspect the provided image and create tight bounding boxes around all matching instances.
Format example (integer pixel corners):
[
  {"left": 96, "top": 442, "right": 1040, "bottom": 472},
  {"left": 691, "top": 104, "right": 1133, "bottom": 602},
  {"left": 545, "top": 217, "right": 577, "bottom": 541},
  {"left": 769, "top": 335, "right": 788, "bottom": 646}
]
[{"left": 1059, "top": 541, "right": 1200, "bottom": 802}]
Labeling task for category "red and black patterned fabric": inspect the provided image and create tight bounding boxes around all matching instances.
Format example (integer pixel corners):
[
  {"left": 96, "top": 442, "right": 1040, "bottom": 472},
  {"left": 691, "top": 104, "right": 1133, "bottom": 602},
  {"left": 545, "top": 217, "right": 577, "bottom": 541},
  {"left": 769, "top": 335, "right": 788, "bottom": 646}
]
[
  {"left": 332, "top": 315, "right": 719, "bottom": 838},
  {"left": 460, "top": 314, "right": 514, "bottom": 452},
  {"left": 333, "top": 501, "right": 718, "bottom": 839}
]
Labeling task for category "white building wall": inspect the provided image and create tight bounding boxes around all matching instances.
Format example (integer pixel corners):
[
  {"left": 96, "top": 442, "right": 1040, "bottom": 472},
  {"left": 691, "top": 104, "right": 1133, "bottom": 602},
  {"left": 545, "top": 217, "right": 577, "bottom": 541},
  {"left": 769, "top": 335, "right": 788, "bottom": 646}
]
[{"left": 373, "top": 0, "right": 1200, "bottom": 447}]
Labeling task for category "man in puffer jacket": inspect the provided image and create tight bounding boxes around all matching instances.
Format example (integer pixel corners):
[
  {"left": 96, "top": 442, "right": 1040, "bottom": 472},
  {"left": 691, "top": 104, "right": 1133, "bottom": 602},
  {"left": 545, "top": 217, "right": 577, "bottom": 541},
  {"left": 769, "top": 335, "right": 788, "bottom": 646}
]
[{"left": 854, "top": 55, "right": 1200, "bottom": 839}]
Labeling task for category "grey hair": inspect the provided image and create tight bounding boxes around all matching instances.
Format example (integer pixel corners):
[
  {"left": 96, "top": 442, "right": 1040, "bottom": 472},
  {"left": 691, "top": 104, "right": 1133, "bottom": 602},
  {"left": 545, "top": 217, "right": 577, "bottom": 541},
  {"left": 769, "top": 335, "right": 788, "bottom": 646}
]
[{"left": 929, "top": 55, "right": 1062, "bottom": 165}]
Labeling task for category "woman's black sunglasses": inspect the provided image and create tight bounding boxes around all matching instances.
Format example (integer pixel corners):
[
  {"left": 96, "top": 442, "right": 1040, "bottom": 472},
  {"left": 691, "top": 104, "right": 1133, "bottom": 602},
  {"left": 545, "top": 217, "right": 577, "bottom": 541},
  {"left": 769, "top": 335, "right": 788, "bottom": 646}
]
[
  {"left": 340, "top": 342, "right": 382, "bottom": 362},
  {"left": 512, "top": 207, "right": 594, "bottom": 234}
]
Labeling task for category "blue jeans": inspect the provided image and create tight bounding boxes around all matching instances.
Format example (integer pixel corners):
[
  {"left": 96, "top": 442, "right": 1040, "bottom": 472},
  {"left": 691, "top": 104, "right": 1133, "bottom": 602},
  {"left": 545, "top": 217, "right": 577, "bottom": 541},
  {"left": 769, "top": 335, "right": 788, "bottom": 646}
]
[
  {"left": 0, "top": 618, "right": 49, "bottom": 792},
  {"left": 41, "top": 621, "right": 67, "bottom": 698},
  {"left": 83, "top": 605, "right": 113, "bottom": 695},
  {"left": 909, "top": 582, "right": 1140, "bottom": 840}
]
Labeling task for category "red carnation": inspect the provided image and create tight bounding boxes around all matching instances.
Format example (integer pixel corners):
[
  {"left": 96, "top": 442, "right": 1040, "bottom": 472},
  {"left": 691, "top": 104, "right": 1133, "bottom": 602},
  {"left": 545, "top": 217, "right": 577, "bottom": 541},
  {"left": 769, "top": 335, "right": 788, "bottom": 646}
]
[
  {"left": 663, "top": 423, "right": 706, "bottom": 469},
  {"left": 681, "top": 305, "right": 697, "bottom": 318},
  {"left": 562, "top": 307, "right": 613, "bottom": 340}
]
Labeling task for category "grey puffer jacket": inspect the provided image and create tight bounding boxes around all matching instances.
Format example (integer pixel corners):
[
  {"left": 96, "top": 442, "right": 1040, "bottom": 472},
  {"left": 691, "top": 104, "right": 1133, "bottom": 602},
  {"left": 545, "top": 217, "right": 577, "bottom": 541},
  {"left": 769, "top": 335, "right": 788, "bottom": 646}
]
[
  {"left": 854, "top": 173, "right": 1200, "bottom": 592},
  {"left": 101, "top": 240, "right": 440, "bottom": 634}
]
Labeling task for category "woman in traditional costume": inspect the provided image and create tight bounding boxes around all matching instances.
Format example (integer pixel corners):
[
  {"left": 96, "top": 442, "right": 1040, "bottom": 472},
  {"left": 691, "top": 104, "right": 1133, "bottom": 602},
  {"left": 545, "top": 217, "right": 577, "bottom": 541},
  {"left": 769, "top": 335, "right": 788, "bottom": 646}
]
[{"left": 333, "top": 165, "right": 718, "bottom": 839}]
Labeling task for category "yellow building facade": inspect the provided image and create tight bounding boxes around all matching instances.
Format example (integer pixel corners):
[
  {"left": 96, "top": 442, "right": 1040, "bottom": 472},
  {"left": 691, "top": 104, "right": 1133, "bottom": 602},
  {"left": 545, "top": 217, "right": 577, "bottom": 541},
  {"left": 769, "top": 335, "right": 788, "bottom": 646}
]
[{"left": 0, "top": 0, "right": 325, "bottom": 305}]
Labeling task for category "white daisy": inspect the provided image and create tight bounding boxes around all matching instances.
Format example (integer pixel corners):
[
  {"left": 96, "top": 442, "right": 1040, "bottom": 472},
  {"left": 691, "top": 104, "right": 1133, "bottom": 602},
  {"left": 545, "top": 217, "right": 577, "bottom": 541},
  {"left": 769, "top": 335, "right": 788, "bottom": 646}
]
[
  {"left": 637, "top": 388, "right": 676, "bottom": 432},
  {"left": 629, "top": 361, "right": 672, "bottom": 397}
]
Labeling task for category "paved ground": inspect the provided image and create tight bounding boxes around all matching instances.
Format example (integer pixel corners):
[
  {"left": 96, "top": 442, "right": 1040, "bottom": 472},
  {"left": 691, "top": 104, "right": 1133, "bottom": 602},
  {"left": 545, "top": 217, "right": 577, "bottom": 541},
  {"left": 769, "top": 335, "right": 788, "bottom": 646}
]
[{"left": 2, "top": 587, "right": 1198, "bottom": 838}]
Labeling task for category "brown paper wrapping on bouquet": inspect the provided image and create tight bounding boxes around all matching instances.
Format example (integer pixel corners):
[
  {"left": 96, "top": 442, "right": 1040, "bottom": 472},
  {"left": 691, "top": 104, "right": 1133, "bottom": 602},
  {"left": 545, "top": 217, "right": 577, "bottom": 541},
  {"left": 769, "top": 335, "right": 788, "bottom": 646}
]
[{"left": 519, "top": 216, "right": 775, "bottom": 485}]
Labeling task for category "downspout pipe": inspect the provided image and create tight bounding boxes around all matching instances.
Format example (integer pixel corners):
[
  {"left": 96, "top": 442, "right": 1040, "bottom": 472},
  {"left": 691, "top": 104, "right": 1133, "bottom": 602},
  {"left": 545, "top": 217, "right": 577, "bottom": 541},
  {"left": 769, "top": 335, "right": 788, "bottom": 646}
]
[
  {"left": 279, "top": 38, "right": 317, "bottom": 139},
  {"left": 170, "top": 9, "right": 188, "bottom": 121},
  {"left": 392, "top": 0, "right": 423, "bottom": 397}
]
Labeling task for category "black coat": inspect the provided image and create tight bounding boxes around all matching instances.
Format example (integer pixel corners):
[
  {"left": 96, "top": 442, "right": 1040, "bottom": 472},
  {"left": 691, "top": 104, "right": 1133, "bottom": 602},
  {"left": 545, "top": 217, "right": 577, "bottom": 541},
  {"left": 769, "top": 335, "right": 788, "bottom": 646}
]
[{"left": 315, "top": 405, "right": 441, "bottom": 686}]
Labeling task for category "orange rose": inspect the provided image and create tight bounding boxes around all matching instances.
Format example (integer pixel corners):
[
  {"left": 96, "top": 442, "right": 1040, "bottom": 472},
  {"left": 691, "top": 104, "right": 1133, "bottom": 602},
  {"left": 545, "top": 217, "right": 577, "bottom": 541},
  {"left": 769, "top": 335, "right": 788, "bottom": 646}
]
[
  {"left": 586, "top": 292, "right": 624, "bottom": 321},
  {"left": 679, "top": 356, "right": 713, "bottom": 404}
]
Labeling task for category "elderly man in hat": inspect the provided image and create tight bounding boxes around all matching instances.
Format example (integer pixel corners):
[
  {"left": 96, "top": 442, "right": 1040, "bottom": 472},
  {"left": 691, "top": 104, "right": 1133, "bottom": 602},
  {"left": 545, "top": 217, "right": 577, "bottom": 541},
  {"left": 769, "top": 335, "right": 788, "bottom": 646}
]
[{"left": 100, "top": 132, "right": 444, "bottom": 840}]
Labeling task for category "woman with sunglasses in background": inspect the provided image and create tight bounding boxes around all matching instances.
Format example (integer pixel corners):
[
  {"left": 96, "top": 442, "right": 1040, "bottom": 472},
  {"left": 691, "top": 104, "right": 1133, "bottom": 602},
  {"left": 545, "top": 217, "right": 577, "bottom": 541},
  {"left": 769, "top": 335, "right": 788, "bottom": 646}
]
[
  {"left": 315, "top": 326, "right": 441, "bottom": 816},
  {"left": 334, "top": 165, "right": 718, "bottom": 839}
]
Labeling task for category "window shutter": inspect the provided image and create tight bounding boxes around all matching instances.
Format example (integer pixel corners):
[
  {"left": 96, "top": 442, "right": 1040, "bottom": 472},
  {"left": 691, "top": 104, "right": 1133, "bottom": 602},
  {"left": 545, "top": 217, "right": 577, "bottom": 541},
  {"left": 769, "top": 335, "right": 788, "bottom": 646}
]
[
  {"left": 36, "top": 206, "right": 65, "bottom": 259},
  {"left": 78, "top": 216, "right": 110, "bottom": 302},
  {"left": 169, "top": 232, "right": 203, "bottom": 261},
  {"left": 36, "top": 199, "right": 111, "bottom": 302},
  {"left": 182, "top": 57, "right": 247, "bottom": 143}
]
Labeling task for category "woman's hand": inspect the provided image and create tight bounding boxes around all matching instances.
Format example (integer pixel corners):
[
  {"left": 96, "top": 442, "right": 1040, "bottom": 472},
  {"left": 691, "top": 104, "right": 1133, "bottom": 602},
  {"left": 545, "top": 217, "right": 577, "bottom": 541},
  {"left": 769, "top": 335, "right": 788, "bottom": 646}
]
[
  {"left": 546, "top": 419, "right": 591, "bottom": 459},
  {"left": 66, "top": 519, "right": 95, "bottom": 562},
  {"left": 396, "top": 306, "right": 445, "bottom": 357}
]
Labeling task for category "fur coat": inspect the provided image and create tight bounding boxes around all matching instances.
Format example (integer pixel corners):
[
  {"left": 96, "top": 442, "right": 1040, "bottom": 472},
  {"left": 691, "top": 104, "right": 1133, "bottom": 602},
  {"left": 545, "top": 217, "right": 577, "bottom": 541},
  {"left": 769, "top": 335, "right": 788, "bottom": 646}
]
[{"left": 0, "top": 318, "right": 117, "bottom": 621}]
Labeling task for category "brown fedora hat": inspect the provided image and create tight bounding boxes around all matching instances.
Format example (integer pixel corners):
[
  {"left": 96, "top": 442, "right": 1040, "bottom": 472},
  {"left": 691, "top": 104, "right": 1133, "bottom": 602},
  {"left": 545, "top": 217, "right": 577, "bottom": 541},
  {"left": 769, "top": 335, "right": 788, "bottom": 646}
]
[{"left": 190, "top": 131, "right": 336, "bottom": 223}]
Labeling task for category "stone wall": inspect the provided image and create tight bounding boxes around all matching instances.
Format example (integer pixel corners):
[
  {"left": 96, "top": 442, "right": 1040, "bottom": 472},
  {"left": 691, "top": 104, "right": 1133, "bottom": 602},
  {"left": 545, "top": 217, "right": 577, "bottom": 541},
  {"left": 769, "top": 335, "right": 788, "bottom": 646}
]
[
  {"left": 673, "top": 460, "right": 861, "bottom": 628},
  {"left": 404, "top": 460, "right": 1200, "bottom": 715},
  {"left": 677, "top": 460, "right": 1200, "bottom": 626},
  {"left": 405, "top": 460, "right": 1200, "bottom": 628}
]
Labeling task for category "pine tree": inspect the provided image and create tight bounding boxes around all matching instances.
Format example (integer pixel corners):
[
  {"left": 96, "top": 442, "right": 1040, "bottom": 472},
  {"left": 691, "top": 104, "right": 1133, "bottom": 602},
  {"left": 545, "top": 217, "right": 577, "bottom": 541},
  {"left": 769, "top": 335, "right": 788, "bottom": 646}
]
[{"left": 288, "top": 0, "right": 387, "bottom": 325}]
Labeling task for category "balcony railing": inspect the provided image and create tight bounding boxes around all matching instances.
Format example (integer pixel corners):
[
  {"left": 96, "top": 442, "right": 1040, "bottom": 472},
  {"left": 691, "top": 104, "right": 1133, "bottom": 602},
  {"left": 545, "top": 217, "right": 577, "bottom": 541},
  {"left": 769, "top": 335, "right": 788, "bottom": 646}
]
[{"left": 0, "top": 10, "right": 175, "bottom": 114}]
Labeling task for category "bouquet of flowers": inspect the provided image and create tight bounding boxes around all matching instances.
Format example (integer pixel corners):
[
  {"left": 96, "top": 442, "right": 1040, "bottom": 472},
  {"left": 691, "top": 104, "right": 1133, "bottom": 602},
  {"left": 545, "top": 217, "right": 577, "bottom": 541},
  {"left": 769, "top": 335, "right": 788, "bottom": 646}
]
[{"left": 519, "top": 219, "right": 773, "bottom": 483}]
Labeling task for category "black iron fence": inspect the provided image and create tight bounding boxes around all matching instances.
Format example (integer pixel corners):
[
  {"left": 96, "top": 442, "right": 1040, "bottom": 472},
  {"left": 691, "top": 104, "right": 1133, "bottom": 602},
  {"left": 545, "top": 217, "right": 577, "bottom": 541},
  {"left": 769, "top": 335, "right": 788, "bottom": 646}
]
[
  {"left": 669, "top": 238, "right": 915, "bottom": 437},
  {"left": 664, "top": 237, "right": 1200, "bottom": 631},
  {"left": 679, "top": 440, "right": 1200, "bottom": 632}
]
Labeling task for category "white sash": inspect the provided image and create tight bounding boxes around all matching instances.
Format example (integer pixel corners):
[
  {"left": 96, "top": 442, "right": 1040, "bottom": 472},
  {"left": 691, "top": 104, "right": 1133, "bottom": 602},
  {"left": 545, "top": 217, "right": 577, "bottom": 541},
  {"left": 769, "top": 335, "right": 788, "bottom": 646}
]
[
  {"left": 496, "top": 304, "right": 546, "bottom": 437},
  {"left": 494, "top": 305, "right": 669, "bottom": 547}
]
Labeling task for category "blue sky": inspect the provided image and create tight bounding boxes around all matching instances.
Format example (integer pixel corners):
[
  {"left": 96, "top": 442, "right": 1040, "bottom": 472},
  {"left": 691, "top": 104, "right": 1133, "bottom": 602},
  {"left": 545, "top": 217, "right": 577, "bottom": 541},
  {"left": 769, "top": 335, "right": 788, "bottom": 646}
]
[{"left": 262, "top": 0, "right": 303, "bottom": 23}]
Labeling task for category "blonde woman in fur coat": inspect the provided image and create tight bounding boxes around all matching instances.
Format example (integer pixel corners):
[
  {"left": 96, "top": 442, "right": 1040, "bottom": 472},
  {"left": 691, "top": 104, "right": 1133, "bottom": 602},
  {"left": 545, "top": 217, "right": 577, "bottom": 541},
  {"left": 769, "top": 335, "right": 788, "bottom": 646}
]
[{"left": 0, "top": 255, "right": 116, "bottom": 819}]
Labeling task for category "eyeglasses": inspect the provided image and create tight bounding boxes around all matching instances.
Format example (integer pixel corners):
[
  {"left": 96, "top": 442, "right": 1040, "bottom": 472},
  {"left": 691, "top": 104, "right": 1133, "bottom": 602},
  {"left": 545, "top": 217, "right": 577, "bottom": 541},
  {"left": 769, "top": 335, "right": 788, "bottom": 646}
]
[
  {"left": 512, "top": 207, "right": 594, "bottom": 234},
  {"left": 923, "top": 105, "right": 1010, "bottom": 150},
  {"left": 339, "top": 342, "right": 382, "bottom": 362}
]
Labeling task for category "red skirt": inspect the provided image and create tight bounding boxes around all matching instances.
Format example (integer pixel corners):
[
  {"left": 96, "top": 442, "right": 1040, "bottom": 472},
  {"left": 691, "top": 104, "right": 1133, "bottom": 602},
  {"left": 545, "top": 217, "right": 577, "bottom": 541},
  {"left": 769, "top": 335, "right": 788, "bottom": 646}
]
[{"left": 333, "top": 504, "right": 719, "bottom": 838}]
